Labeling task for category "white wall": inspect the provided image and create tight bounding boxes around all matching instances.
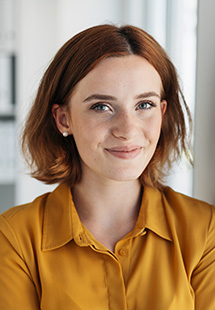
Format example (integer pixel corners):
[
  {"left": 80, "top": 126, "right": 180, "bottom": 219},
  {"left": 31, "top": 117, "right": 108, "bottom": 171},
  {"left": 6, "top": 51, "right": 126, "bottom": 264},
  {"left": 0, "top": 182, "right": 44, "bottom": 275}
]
[
  {"left": 15, "top": 0, "right": 59, "bottom": 205},
  {"left": 15, "top": 0, "right": 125, "bottom": 205},
  {"left": 55, "top": 0, "right": 123, "bottom": 47},
  {"left": 14, "top": 0, "right": 214, "bottom": 206},
  {"left": 193, "top": 0, "right": 215, "bottom": 204}
]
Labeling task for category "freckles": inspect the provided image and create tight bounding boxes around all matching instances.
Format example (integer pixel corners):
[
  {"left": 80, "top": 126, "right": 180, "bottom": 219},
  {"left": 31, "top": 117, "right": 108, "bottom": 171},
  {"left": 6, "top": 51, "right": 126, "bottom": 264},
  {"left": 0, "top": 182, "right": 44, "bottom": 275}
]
[{"left": 143, "top": 122, "right": 162, "bottom": 141}]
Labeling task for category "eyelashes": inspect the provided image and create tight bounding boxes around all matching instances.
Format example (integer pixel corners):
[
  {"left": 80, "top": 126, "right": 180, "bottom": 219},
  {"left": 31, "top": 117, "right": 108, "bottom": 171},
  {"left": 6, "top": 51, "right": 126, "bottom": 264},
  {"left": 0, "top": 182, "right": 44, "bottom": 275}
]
[
  {"left": 90, "top": 101, "right": 157, "bottom": 112},
  {"left": 136, "top": 101, "right": 156, "bottom": 110},
  {"left": 90, "top": 103, "right": 111, "bottom": 112}
]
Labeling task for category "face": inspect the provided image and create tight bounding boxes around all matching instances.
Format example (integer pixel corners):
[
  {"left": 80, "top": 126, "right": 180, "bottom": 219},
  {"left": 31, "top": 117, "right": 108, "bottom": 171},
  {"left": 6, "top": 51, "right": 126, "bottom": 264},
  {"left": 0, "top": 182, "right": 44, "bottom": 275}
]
[{"left": 56, "top": 55, "right": 166, "bottom": 184}]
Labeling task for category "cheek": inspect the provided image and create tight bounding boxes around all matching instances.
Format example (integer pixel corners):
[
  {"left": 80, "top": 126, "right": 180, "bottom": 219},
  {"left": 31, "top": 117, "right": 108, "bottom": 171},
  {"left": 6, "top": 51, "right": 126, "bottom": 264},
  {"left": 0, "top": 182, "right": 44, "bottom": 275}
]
[
  {"left": 143, "top": 116, "right": 162, "bottom": 142},
  {"left": 72, "top": 122, "right": 101, "bottom": 152},
  {"left": 71, "top": 117, "right": 92, "bottom": 139}
]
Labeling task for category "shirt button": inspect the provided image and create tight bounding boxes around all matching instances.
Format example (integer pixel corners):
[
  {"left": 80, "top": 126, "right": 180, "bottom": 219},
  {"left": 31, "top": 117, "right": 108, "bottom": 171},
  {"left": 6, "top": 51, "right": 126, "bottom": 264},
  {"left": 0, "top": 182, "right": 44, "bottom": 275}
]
[
  {"left": 78, "top": 234, "right": 83, "bottom": 242},
  {"left": 118, "top": 249, "right": 128, "bottom": 257}
]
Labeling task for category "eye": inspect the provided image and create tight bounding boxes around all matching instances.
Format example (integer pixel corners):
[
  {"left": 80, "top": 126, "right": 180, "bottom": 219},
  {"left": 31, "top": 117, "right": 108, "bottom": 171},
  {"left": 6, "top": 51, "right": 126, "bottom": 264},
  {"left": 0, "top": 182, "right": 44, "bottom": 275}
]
[
  {"left": 136, "top": 101, "right": 156, "bottom": 110},
  {"left": 90, "top": 103, "right": 111, "bottom": 112}
]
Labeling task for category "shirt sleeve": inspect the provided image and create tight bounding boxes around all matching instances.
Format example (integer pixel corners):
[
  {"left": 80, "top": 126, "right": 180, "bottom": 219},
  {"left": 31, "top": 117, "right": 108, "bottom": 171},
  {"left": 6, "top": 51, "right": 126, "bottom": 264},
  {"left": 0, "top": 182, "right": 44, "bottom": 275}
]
[
  {"left": 191, "top": 204, "right": 215, "bottom": 310},
  {"left": 0, "top": 215, "right": 40, "bottom": 310}
]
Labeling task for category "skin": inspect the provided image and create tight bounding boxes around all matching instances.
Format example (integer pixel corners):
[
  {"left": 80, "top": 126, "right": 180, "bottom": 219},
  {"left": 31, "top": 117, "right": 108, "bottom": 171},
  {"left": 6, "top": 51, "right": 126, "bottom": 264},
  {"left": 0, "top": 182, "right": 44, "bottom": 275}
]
[{"left": 52, "top": 55, "right": 167, "bottom": 251}]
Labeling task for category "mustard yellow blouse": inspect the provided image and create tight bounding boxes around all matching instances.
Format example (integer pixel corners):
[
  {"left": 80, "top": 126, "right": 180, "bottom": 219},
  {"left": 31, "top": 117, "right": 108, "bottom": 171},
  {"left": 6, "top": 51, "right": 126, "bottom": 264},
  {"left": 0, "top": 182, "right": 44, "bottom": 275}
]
[{"left": 0, "top": 184, "right": 214, "bottom": 310}]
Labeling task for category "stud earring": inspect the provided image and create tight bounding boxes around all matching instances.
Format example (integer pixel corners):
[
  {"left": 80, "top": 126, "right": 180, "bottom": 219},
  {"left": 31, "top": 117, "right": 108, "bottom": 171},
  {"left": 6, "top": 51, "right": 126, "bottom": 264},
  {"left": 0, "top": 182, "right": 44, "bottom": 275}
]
[{"left": 62, "top": 131, "right": 68, "bottom": 137}]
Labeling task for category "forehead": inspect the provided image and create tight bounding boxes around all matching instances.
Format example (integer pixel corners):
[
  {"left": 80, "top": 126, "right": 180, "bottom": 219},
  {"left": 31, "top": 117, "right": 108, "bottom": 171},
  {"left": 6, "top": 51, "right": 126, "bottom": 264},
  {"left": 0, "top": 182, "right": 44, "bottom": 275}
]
[{"left": 72, "top": 55, "right": 163, "bottom": 98}]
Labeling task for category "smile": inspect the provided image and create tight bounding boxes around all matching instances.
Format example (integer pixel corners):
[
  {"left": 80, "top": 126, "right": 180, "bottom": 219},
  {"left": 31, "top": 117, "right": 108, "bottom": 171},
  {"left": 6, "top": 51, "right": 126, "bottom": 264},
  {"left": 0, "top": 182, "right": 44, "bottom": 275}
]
[{"left": 105, "top": 146, "right": 144, "bottom": 160}]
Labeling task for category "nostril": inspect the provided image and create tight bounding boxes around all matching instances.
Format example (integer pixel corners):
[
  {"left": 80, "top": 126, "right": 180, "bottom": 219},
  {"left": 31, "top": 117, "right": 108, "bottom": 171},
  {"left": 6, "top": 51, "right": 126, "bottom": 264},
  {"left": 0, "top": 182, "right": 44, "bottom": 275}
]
[{"left": 111, "top": 118, "right": 137, "bottom": 140}]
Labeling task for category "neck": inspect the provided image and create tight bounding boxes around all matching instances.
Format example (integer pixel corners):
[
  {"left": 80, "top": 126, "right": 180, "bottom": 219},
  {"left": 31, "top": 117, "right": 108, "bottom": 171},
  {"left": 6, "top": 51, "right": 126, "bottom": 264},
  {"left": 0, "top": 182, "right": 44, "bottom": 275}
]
[
  {"left": 72, "top": 176, "right": 141, "bottom": 219},
  {"left": 71, "top": 175, "right": 142, "bottom": 249}
]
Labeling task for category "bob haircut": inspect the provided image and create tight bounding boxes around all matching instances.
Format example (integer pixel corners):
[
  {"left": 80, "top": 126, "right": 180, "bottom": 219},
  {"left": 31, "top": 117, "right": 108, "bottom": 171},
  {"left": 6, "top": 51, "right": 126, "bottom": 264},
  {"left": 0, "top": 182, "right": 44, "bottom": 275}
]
[{"left": 22, "top": 24, "right": 192, "bottom": 189}]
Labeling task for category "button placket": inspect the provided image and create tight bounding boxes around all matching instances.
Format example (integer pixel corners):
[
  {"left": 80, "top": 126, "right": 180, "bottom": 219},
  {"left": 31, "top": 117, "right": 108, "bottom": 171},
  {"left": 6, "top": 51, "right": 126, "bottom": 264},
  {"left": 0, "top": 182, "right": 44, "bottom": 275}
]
[{"left": 115, "top": 239, "right": 132, "bottom": 286}]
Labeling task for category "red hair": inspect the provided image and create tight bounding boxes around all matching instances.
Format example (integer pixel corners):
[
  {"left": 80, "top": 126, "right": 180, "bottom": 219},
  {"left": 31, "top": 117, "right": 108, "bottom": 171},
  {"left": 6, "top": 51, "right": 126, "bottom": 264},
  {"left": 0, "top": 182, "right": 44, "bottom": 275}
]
[{"left": 22, "top": 24, "right": 192, "bottom": 189}]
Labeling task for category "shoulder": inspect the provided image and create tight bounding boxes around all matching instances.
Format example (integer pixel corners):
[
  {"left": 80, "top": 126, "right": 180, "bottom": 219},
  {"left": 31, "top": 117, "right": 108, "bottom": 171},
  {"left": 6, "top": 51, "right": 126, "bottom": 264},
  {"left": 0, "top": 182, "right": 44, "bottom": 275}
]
[
  {"left": 0, "top": 192, "right": 49, "bottom": 229},
  {"left": 0, "top": 183, "right": 68, "bottom": 226},
  {"left": 160, "top": 187, "right": 215, "bottom": 247},
  {"left": 0, "top": 184, "right": 72, "bottom": 251},
  {"left": 162, "top": 186, "right": 214, "bottom": 221},
  {"left": 0, "top": 191, "right": 52, "bottom": 253}
]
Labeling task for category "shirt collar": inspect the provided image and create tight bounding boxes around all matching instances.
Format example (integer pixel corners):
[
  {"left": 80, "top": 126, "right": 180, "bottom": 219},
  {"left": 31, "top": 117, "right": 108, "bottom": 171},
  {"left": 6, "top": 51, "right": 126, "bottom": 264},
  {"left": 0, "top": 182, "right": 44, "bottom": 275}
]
[
  {"left": 42, "top": 184, "right": 172, "bottom": 251},
  {"left": 42, "top": 184, "right": 75, "bottom": 251},
  {"left": 136, "top": 186, "right": 173, "bottom": 242}
]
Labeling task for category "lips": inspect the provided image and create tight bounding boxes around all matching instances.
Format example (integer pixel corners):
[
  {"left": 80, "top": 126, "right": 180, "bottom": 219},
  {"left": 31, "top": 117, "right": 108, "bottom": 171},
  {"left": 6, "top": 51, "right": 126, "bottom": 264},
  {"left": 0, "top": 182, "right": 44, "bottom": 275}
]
[{"left": 105, "top": 146, "right": 144, "bottom": 159}]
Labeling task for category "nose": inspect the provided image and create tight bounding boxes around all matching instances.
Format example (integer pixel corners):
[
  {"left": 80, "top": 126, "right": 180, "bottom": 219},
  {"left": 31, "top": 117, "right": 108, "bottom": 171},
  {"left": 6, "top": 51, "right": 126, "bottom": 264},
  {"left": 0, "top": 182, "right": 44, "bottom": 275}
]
[{"left": 111, "top": 111, "right": 138, "bottom": 140}]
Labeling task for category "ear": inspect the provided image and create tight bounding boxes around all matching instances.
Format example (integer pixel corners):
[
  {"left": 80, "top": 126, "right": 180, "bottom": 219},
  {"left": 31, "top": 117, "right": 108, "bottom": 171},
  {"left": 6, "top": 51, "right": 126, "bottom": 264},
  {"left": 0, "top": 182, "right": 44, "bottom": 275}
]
[
  {"left": 161, "top": 100, "right": 167, "bottom": 117},
  {"left": 52, "top": 104, "right": 72, "bottom": 135}
]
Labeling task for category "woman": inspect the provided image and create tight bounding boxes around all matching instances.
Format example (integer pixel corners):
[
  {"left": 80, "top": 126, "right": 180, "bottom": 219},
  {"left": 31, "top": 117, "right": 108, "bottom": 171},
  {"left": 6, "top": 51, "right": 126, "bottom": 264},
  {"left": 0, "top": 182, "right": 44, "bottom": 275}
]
[{"left": 0, "top": 24, "right": 214, "bottom": 310}]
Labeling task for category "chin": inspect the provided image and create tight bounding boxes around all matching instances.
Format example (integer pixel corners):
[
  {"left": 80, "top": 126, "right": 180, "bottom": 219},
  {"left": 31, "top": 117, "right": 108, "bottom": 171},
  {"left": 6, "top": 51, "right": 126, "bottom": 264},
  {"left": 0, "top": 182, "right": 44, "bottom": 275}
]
[{"left": 105, "top": 169, "right": 144, "bottom": 183}]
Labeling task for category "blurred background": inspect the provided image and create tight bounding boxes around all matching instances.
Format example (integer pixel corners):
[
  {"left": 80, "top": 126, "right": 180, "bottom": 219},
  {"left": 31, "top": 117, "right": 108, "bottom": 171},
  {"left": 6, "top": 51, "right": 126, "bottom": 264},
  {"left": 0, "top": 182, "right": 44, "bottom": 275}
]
[{"left": 0, "top": 0, "right": 215, "bottom": 212}]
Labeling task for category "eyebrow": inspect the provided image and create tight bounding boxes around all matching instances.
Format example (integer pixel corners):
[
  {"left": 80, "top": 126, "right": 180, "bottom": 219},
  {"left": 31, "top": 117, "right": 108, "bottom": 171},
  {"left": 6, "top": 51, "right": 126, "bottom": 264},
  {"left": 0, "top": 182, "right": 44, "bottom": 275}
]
[
  {"left": 83, "top": 91, "right": 161, "bottom": 102},
  {"left": 83, "top": 94, "right": 116, "bottom": 102},
  {"left": 136, "top": 91, "right": 161, "bottom": 100}
]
